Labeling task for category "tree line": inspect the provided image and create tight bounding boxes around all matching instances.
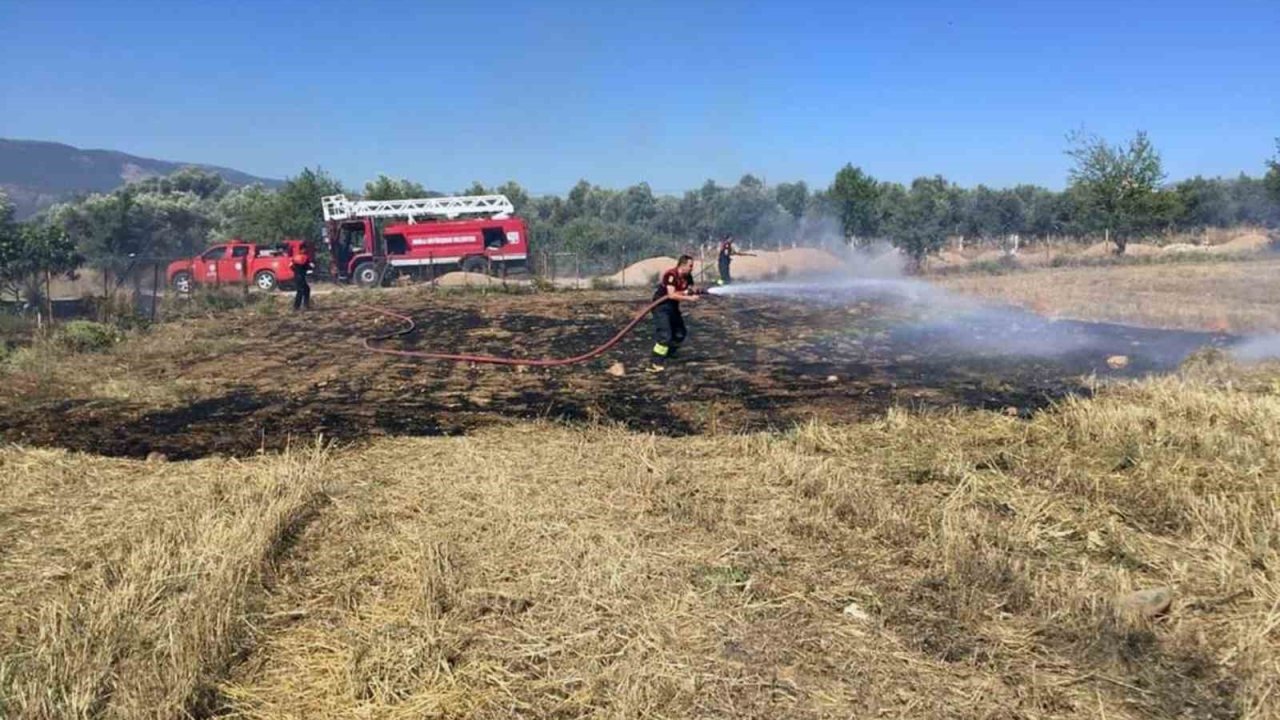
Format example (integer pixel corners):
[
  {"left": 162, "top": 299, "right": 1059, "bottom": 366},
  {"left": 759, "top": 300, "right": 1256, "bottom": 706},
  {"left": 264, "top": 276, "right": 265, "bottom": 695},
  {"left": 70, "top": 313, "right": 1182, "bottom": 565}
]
[{"left": 1, "top": 131, "right": 1278, "bottom": 300}]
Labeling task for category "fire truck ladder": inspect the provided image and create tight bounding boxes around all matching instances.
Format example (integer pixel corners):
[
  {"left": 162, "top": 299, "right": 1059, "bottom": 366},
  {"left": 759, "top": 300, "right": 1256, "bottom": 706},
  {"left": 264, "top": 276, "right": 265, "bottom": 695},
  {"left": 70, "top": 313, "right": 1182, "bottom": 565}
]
[{"left": 321, "top": 194, "right": 514, "bottom": 223}]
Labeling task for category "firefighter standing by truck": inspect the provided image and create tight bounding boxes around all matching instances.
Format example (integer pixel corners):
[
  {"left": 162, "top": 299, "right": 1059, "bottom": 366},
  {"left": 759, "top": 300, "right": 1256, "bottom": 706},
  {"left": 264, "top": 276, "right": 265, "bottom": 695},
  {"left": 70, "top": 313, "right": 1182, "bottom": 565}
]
[
  {"left": 291, "top": 243, "right": 313, "bottom": 311},
  {"left": 649, "top": 255, "right": 699, "bottom": 373}
]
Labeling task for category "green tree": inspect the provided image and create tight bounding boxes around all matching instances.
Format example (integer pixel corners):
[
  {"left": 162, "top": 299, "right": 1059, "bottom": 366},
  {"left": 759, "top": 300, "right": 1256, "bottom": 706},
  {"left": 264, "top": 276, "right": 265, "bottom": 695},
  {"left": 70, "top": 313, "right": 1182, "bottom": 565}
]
[
  {"left": 495, "top": 181, "right": 531, "bottom": 215},
  {"left": 274, "top": 167, "right": 345, "bottom": 245},
  {"left": 17, "top": 221, "right": 81, "bottom": 305},
  {"left": 132, "top": 167, "right": 229, "bottom": 200},
  {"left": 0, "top": 193, "right": 24, "bottom": 300},
  {"left": 133, "top": 191, "right": 215, "bottom": 256},
  {"left": 1066, "top": 130, "right": 1167, "bottom": 253},
  {"left": 212, "top": 184, "right": 279, "bottom": 242},
  {"left": 462, "top": 181, "right": 491, "bottom": 197},
  {"left": 775, "top": 181, "right": 809, "bottom": 221},
  {"left": 1266, "top": 140, "right": 1280, "bottom": 207},
  {"left": 885, "top": 176, "right": 955, "bottom": 268},
  {"left": 714, "top": 175, "right": 780, "bottom": 242},
  {"left": 363, "top": 174, "right": 428, "bottom": 201},
  {"left": 55, "top": 190, "right": 147, "bottom": 276},
  {"left": 0, "top": 192, "right": 82, "bottom": 304},
  {"left": 829, "top": 164, "right": 882, "bottom": 241}
]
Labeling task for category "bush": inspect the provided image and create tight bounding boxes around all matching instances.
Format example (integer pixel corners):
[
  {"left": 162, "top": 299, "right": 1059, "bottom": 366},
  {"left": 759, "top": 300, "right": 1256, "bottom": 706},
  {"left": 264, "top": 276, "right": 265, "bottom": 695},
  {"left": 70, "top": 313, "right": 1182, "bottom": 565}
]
[
  {"left": 590, "top": 277, "right": 619, "bottom": 290},
  {"left": 55, "top": 320, "right": 121, "bottom": 353}
]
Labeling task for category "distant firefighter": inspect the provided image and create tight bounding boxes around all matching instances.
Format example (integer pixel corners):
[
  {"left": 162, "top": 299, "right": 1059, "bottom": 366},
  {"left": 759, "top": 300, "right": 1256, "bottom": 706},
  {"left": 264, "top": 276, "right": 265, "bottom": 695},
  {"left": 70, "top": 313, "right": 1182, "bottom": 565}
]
[
  {"left": 291, "top": 243, "right": 313, "bottom": 311},
  {"left": 717, "top": 234, "right": 737, "bottom": 285}
]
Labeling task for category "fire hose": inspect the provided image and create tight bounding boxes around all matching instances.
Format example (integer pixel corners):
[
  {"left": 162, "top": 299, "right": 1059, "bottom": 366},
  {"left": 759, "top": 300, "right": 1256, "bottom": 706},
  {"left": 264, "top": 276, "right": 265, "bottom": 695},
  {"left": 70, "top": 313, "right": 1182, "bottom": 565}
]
[{"left": 359, "top": 291, "right": 712, "bottom": 367}]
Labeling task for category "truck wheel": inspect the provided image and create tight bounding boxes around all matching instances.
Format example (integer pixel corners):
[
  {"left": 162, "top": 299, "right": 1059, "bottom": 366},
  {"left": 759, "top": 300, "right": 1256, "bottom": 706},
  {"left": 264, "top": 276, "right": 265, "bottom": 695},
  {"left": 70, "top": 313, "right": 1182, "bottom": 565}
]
[
  {"left": 171, "top": 271, "right": 193, "bottom": 294},
  {"left": 462, "top": 256, "right": 488, "bottom": 274},
  {"left": 354, "top": 262, "right": 381, "bottom": 288},
  {"left": 254, "top": 270, "right": 278, "bottom": 292}
]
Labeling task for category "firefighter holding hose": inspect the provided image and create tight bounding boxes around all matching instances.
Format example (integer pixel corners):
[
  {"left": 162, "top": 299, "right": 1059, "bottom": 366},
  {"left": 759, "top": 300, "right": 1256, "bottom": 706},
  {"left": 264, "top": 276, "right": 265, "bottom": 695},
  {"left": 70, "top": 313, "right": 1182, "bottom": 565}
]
[
  {"left": 649, "top": 254, "right": 699, "bottom": 373},
  {"left": 717, "top": 234, "right": 753, "bottom": 285}
]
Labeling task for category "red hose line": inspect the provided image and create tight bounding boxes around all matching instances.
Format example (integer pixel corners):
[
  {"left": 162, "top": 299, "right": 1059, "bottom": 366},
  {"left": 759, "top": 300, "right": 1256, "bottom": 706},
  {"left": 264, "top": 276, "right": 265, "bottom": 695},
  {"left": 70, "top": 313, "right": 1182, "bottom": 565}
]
[{"left": 359, "top": 296, "right": 678, "bottom": 366}]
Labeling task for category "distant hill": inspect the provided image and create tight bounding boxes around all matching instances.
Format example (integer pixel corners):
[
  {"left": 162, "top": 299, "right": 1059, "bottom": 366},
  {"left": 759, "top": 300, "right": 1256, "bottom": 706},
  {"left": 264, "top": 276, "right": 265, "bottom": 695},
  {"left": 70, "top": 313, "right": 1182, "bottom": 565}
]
[{"left": 0, "top": 138, "right": 281, "bottom": 219}]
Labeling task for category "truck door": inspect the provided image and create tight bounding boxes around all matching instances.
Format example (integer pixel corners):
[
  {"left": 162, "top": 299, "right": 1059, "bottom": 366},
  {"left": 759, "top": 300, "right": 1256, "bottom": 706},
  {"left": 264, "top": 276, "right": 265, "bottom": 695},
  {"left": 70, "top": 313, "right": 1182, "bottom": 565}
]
[
  {"left": 220, "top": 245, "right": 250, "bottom": 283},
  {"left": 196, "top": 245, "right": 228, "bottom": 283}
]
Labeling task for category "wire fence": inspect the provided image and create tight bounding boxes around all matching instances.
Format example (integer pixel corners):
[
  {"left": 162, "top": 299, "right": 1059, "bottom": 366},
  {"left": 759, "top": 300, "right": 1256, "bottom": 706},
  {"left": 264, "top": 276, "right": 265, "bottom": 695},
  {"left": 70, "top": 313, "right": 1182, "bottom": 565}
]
[{"left": 3, "top": 233, "right": 832, "bottom": 327}]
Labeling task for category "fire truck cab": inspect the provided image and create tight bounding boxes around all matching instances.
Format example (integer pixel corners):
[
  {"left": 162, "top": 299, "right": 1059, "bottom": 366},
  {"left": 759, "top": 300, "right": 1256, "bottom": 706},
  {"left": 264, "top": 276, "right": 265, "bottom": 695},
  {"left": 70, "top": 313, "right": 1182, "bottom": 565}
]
[{"left": 323, "top": 194, "right": 528, "bottom": 288}]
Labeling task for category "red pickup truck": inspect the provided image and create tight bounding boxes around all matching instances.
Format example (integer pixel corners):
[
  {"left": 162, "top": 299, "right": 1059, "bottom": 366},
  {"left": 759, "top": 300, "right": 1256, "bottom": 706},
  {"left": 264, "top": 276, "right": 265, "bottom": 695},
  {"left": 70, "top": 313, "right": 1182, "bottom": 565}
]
[{"left": 168, "top": 239, "right": 308, "bottom": 293}]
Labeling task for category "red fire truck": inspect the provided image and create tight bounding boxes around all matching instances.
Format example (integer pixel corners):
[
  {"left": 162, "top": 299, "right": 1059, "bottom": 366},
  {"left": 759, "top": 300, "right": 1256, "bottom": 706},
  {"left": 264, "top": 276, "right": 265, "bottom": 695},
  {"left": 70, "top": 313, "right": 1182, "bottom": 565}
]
[
  {"left": 322, "top": 194, "right": 529, "bottom": 287},
  {"left": 168, "top": 239, "right": 308, "bottom": 293}
]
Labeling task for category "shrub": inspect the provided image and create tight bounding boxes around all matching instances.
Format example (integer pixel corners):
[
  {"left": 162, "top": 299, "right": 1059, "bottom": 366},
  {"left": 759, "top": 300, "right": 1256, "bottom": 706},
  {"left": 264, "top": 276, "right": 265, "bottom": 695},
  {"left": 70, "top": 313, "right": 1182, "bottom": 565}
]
[
  {"left": 590, "top": 276, "right": 619, "bottom": 290},
  {"left": 55, "top": 320, "right": 121, "bottom": 353}
]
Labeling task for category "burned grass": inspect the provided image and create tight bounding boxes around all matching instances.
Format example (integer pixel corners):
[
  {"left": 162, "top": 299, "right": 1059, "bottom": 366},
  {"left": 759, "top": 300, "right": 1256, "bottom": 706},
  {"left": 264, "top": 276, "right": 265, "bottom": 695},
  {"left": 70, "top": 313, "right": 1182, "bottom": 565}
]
[{"left": 0, "top": 289, "right": 1231, "bottom": 459}]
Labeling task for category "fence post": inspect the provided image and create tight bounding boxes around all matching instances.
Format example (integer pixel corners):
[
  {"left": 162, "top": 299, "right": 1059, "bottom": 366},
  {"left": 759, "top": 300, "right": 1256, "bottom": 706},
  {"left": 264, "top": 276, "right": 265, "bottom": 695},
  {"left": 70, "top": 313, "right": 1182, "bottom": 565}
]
[
  {"left": 44, "top": 269, "right": 52, "bottom": 325},
  {"left": 151, "top": 261, "right": 160, "bottom": 323}
]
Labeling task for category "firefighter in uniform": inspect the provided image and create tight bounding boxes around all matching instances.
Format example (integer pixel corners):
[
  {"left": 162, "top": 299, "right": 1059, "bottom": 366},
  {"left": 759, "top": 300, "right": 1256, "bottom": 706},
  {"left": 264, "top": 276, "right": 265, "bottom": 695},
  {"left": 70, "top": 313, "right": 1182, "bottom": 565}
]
[
  {"left": 717, "top": 234, "right": 737, "bottom": 285},
  {"left": 291, "top": 243, "right": 313, "bottom": 311},
  {"left": 649, "top": 254, "right": 699, "bottom": 373}
]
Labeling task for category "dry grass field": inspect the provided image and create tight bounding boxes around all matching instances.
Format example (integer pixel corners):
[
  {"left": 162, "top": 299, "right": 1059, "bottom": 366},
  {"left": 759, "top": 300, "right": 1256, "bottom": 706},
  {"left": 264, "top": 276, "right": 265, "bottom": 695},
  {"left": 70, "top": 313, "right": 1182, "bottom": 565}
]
[
  {"left": 3, "top": 371, "right": 1279, "bottom": 718},
  {"left": 939, "top": 258, "right": 1280, "bottom": 333},
  {"left": 2, "top": 262, "right": 1279, "bottom": 718}
]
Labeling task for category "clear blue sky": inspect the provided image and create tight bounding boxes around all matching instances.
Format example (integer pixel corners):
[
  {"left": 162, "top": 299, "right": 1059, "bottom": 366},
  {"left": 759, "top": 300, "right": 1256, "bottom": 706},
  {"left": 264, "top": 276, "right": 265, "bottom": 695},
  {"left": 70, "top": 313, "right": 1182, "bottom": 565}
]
[{"left": 2, "top": 0, "right": 1276, "bottom": 195}]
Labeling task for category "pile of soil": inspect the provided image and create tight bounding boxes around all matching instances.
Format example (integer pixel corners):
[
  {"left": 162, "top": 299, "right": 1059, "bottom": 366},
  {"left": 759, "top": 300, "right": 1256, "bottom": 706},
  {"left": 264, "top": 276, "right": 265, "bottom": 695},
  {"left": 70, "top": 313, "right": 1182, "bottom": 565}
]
[
  {"left": 1163, "top": 243, "right": 1209, "bottom": 253},
  {"left": 1212, "top": 230, "right": 1271, "bottom": 253},
  {"left": 1081, "top": 241, "right": 1114, "bottom": 257},
  {"left": 972, "top": 249, "right": 1009, "bottom": 264},
  {"left": 602, "top": 256, "right": 678, "bottom": 287},
  {"left": 1124, "top": 243, "right": 1161, "bottom": 257},
  {"left": 435, "top": 271, "right": 509, "bottom": 287}
]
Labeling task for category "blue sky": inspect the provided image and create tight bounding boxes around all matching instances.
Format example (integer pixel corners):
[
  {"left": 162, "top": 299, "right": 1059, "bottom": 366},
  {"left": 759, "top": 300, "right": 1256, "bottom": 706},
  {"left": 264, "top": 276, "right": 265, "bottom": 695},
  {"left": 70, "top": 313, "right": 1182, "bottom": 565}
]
[{"left": 1, "top": 0, "right": 1276, "bottom": 195}]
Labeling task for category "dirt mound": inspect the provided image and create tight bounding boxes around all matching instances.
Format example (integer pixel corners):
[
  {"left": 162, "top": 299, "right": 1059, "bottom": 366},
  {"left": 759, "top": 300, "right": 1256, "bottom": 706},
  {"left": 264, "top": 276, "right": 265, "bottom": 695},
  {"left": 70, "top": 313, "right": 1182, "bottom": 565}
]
[
  {"left": 435, "top": 271, "right": 506, "bottom": 287},
  {"left": 972, "top": 249, "right": 1008, "bottom": 264},
  {"left": 1124, "top": 242, "right": 1160, "bottom": 257},
  {"left": 1081, "top": 241, "right": 1115, "bottom": 257},
  {"left": 603, "top": 256, "right": 708, "bottom": 287},
  {"left": 1212, "top": 229, "right": 1271, "bottom": 254},
  {"left": 618, "top": 256, "right": 677, "bottom": 281},
  {"left": 725, "top": 251, "right": 782, "bottom": 280},
  {"left": 1163, "top": 243, "right": 1209, "bottom": 254}
]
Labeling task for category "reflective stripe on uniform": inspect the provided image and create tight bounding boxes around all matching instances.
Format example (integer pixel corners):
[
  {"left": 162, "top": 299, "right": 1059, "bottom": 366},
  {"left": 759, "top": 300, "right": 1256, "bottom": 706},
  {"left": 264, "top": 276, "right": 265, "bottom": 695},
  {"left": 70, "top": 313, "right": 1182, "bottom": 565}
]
[{"left": 653, "top": 343, "right": 669, "bottom": 356}]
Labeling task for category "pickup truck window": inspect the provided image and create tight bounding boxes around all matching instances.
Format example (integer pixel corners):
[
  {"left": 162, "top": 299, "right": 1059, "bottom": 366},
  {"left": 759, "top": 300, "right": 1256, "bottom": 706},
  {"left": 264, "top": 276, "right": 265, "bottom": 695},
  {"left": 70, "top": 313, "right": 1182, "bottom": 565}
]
[
  {"left": 201, "top": 246, "right": 227, "bottom": 261},
  {"left": 231, "top": 246, "right": 250, "bottom": 258}
]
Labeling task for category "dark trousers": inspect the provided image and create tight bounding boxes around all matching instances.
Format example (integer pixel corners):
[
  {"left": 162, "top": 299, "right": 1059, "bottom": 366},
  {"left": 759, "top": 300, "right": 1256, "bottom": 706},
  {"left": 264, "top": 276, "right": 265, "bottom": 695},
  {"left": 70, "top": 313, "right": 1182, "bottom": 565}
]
[
  {"left": 293, "top": 272, "right": 311, "bottom": 310},
  {"left": 651, "top": 303, "right": 686, "bottom": 365},
  {"left": 718, "top": 256, "right": 731, "bottom": 284}
]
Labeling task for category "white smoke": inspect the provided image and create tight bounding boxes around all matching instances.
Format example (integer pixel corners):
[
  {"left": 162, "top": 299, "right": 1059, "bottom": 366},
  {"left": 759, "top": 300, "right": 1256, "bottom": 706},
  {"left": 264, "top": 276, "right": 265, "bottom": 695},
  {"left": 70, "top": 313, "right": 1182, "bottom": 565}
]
[{"left": 1231, "top": 333, "right": 1280, "bottom": 362}]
